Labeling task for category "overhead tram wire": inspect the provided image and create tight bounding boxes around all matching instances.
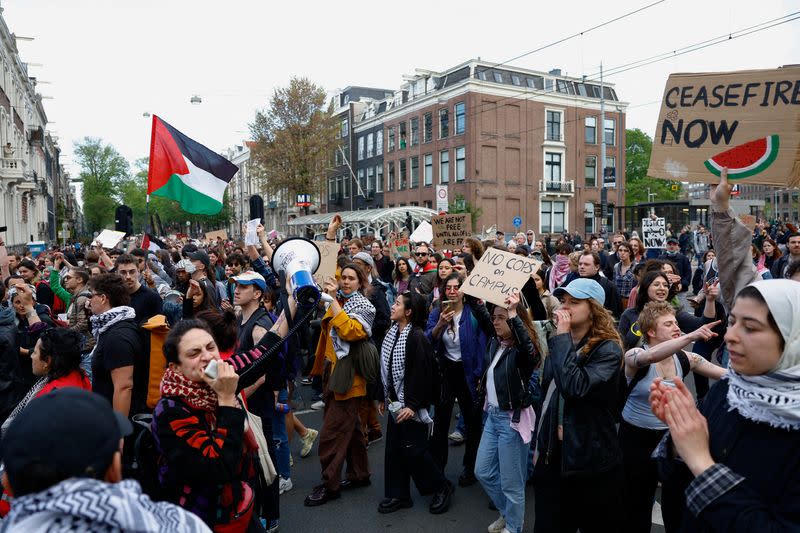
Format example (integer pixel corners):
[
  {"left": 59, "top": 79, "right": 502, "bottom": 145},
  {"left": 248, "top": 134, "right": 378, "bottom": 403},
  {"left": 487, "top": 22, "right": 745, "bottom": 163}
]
[
  {"left": 474, "top": 11, "right": 800, "bottom": 139},
  {"left": 460, "top": 10, "right": 800, "bottom": 130},
  {"left": 470, "top": 0, "right": 668, "bottom": 115}
]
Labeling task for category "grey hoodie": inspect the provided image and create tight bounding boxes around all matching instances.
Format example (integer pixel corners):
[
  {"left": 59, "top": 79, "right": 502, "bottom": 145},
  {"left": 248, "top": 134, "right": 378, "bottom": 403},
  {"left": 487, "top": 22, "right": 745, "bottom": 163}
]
[{"left": 0, "top": 477, "right": 211, "bottom": 533}]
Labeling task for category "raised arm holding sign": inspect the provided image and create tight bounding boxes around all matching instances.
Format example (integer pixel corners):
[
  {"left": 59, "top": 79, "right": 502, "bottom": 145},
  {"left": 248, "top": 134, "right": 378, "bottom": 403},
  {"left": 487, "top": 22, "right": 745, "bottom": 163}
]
[{"left": 461, "top": 248, "right": 541, "bottom": 307}]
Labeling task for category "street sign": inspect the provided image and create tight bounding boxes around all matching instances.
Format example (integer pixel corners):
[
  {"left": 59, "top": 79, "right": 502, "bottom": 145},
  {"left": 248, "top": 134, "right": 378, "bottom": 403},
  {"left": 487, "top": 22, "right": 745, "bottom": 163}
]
[
  {"left": 436, "top": 185, "right": 448, "bottom": 212},
  {"left": 730, "top": 184, "right": 741, "bottom": 197},
  {"left": 296, "top": 193, "right": 311, "bottom": 207},
  {"left": 512, "top": 217, "right": 522, "bottom": 228}
]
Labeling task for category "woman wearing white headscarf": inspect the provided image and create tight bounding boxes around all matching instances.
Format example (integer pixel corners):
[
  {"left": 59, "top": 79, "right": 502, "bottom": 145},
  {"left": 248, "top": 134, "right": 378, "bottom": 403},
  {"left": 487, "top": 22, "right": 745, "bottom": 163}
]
[{"left": 647, "top": 168, "right": 800, "bottom": 532}]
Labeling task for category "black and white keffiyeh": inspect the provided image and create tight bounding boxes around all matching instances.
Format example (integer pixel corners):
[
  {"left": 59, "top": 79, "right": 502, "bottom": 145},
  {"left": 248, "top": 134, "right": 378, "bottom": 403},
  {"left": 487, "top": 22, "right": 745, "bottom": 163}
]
[
  {"left": 381, "top": 323, "right": 412, "bottom": 404},
  {"left": 330, "top": 292, "right": 375, "bottom": 359},
  {"left": 89, "top": 305, "right": 136, "bottom": 342}
]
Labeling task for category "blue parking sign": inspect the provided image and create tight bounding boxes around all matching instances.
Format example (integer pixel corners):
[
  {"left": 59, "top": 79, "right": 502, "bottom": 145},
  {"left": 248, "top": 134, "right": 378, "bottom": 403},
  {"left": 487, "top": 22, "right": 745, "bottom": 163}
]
[{"left": 513, "top": 217, "right": 522, "bottom": 227}]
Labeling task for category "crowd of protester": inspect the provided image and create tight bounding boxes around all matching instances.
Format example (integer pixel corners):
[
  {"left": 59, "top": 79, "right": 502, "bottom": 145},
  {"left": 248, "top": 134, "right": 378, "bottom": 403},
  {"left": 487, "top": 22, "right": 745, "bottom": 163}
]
[{"left": 0, "top": 167, "right": 797, "bottom": 532}]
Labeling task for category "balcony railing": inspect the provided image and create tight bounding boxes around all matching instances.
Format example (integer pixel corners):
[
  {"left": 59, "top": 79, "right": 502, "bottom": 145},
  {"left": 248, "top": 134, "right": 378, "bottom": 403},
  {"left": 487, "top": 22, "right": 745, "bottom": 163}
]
[
  {"left": 539, "top": 179, "right": 575, "bottom": 194},
  {"left": 0, "top": 158, "right": 26, "bottom": 181}
]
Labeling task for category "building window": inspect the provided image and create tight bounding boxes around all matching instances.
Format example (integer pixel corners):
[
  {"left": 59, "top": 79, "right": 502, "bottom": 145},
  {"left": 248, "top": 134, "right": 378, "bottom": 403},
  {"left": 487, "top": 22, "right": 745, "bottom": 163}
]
[
  {"left": 410, "top": 117, "right": 419, "bottom": 147},
  {"left": 410, "top": 156, "right": 419, "bottom": 188},
  {"left": 584, "top": 156, "right": 597, "bottom": 187},
  {"left": 334, "top": 147, "right": 342, "bottom": 166},
  {"left": 455, "top": 102, "right": 466, "bottom": 135},
  {"left": 584, "top": 202, "right": 595, "bottom": 235},
  {"left": 357, "top": 136, "right": 365, "bottom": 160},
  {"left": 328, "top": 177, "right": 336, "bottom": 201},
  {"left": 343, "top": 174, "right": 350, "bottom": 198},
  {"left": 424, "top": 200, "right": 433, "bottom": 209},
  {"left": 423, "top": 112, "right": 432, "bottom": 143},
  {"left": 387, "top": 161, "right": 395, "bottom": 191},
  {"left": 387, "top": 126, "right": 395, "bottom": 152},
  {"left": 439, "top": 108, "right": 449, "bottom": 138},
  {"left": 545, "top": 152, "right": 562, "bottom": 181},
  {"left": 545, "top": 78, "right": 554, "bottom": 91},
  {"left": 376, "top": 165, "right": 383, "bottom": 193},
  {"left": 399, "top": 159, "right": 407, "bottom": 189},
  {"left": 341, "top": 119, "right": 348, "bottom": 138},
  {"left": 376, "top": 130, "right": 383, "bottom": 155},
  {"left": 511, "top": 74, "right": 521, "bottom": 86},
  {"left": 424, "top": 154, "right": 433, "bottom": 186},
  {"left": 399, "top": 122, "right": 407, "bottom": 149},
  {"left": 367, "top": 166, "right": 375, "bottom": 193},
  {"left": 541, "top": 200, "right": 566, "bottom": 234},
  {"left": 546, "top": 110, "right": 562, "bottom": 141},
  {"left": 455, "top": 146, "right": 466, "bottom": 182},
  {"left": 604, "top": 118, "right": 616, "bottom": 146},
  {"left": 492, "top": 72, "right": 503, "bottom": 83},
  {"left": 440, "top": 150, "right": 449, "bottom": 184},
  {"left": 366, "top": 133, "right": 374, "bottom": 158},
  {"left": 358, "top": 168, "right": 366, "bottom": 193},
  {"left": 585, "top": 116, "right": 596, "bottom": 144}
]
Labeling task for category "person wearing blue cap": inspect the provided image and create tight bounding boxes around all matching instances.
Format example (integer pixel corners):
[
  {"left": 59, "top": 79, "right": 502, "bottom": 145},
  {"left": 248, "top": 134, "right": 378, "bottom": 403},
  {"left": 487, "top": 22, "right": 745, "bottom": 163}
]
[{"left": 533, "top": 277, "right": 625, "bottom": 533}]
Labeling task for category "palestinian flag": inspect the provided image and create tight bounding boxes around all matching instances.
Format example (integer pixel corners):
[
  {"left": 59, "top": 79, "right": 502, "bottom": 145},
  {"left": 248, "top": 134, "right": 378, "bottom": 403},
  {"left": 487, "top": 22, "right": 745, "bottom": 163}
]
[
  {"left": 142, "top": 233, "right": 165, "bottom": 252},
  {"left": 147, "top": 115, "right": 238, "bottom": 215}
]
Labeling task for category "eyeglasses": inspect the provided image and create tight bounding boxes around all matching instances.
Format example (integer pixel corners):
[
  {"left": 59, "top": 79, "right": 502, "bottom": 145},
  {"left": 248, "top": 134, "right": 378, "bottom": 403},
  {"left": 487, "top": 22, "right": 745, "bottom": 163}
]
[{"left": 415, "top": 252, "right": 428, "bottom": 257}]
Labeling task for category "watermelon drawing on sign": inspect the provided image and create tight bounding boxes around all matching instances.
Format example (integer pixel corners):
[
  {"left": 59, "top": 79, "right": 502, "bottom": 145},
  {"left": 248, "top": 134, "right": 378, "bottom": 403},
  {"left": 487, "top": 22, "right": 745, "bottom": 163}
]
[{"left": 704, "top": 135, "right": 780, "bottom": 180}]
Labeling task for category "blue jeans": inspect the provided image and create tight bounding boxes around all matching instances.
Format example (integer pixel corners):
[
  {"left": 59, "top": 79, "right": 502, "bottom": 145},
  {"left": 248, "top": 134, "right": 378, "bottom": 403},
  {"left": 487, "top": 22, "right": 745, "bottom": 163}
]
[
  {"left": 271, "top": 388, "right": 290, "bottom": 479},
  {"left": 475, "top": 406, "right": 529, "bottom": 533}
]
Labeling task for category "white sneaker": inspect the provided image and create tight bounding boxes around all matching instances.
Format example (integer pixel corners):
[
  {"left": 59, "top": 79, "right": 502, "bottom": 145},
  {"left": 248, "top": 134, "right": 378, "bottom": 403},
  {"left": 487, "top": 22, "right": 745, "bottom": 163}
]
[
  {"left": 279, "top": 477, "right": 293, "bottom": 494},
  {"left": 311, "top": 400, "right": 325, "bottom": 410},
  {"left": 300, "top": 428, "right": 319, "bottom": 458},
  {"left": 448, "top": 430, "right": 465, "bottom": 443},
  {"left": 487, "top": 515, "right": 506, "bottom": 533}
]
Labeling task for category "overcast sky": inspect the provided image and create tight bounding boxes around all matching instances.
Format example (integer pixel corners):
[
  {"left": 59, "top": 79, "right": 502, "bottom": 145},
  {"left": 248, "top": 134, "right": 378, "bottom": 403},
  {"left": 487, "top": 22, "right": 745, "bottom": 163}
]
[{"left": 4, "top": 0, "right": 799, "bottom": 205}]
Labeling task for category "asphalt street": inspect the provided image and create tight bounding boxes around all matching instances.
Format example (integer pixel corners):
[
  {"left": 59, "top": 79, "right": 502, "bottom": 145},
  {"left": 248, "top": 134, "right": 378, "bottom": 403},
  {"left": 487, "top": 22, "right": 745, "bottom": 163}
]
[{"left": 277, "top": 383, "right": 671, "bottom": 533}]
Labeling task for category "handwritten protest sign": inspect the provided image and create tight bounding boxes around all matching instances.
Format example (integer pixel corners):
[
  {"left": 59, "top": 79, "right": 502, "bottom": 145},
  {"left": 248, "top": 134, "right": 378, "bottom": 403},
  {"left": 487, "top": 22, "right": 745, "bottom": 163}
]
[
  {"left": 648, "top": 67, "right": 800, "bottom": 187},
  {"left": 432, "top": 213, "right": 472, "bottom": 250},
  {"left": 461, "top": 248, "right": 541, "bottom": 307},
  {"left": 390, "top": 235, "right": 410, "bottom": 258},
  {"left": 642, "top": 217, "right": 666, "bottom": 249},
  {"left": 205, "top": 230, "right": 228, "bottom": 242},
  {"left": 313, "top": 241, "right": 340, "bottom": 286},
  {"left": 94, "top": 229, "right": 126, "bottom": 249}
]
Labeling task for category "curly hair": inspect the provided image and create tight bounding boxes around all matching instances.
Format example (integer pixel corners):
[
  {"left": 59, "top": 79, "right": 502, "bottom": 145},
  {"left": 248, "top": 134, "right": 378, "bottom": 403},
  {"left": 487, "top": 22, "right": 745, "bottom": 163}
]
[{"left": 584, "top": 299, "right": 623, "bottom": 357}]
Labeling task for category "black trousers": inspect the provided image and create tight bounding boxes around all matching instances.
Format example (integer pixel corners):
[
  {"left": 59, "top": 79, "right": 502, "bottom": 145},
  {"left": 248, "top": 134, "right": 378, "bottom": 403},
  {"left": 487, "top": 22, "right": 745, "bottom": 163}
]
[
  {"left": 384, "top": 416, "right": 446, "bottom": 499},
  {"left": 620, "top": 421, "right": 667, "bottom": 533},
  {"left": 430, "top": 359, "right": 482, "bottom": 474},
  {"left": 533, "top": 445, "right": 624, "bottom": 533}
]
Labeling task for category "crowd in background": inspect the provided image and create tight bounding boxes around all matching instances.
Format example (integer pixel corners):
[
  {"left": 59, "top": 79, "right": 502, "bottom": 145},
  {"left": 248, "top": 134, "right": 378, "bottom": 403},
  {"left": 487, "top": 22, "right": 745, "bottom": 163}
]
[{"left": 0, "top": 169, "right": 797, "bottom": 532}]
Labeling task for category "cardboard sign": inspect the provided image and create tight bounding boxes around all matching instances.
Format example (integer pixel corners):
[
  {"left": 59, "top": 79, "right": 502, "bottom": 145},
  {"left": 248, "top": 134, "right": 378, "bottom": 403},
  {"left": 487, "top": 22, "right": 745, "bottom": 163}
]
[
  {"left": 390, "top": 236, "right": 410, "bottom": 259},
  {"left": 94, "top": 229, "right": 126, "bottom": 250},
  {"left": 642, "top": 217, "right": 666, "bottom": 249},
  {"left": 461, "top": 248, "right": 541, "bottom": 307},
  {"left": 205, "top": 229, "right": 228, "bottom": 242},
  {"left": 409, "top": 220, "right": 433, "bottom": 244},
  {"left": 313, "top": 241, "right": 340, "bottom": 287},
  {"left": 432, "top": 213, "right": 472, "bottom": 250},
  {"left": 648, "top": 67, "right": 800, "bottom": 187},
  {"left": 738, "top": 214, "right": 757, "bottom": 232}
]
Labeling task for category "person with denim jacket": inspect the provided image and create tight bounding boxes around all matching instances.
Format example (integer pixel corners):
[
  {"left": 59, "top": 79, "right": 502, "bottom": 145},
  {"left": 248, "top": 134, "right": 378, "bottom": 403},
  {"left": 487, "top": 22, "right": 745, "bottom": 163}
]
[{"left": 474, "top": 291, "right": 541, "bottom": 533}]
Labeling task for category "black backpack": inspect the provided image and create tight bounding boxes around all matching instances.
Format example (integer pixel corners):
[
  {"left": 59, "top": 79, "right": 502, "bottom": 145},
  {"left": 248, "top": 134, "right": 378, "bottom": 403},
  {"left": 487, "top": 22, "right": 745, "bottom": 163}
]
[
  {"left": 615, "top": 349, "right": 691, "bottom": 420},
  {"left": 130, "top": 414, "right": 165, "bottom": 501}
]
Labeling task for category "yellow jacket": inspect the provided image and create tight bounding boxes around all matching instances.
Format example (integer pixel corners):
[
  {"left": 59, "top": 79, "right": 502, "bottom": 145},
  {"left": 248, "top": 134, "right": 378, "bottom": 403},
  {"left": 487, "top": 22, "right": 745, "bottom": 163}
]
[{"left": 310, "top": 306, "right": 369, "bottom": 401}]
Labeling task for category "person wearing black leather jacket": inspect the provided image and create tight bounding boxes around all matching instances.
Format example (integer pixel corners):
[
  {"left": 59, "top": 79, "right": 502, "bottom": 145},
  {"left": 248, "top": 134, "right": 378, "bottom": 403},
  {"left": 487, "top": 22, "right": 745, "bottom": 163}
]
[
  {"left": 533, "top": 278, "right": 625, "bottom": 533},
  {"left": 474, "top": 291, "right": 541, "bottom": 533}
]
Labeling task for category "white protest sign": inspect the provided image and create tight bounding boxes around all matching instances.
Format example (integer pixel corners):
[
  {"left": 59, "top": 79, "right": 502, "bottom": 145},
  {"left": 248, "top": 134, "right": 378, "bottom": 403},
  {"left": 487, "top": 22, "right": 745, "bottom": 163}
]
[
  {"left": 461, "top": 247, "right": 541, "bottom": 307},
  {"left": 409, "top": 220, "right": 433, "bottom": 244},
  {"left": 94, "top": 229, "right": 126, "bottom": 249},
  {"left": 313, "top": 241, "right": 340, "bottom": 287},
  {"left": 641, "top": 217, "right": 667, "bottom": 249},
  {"left": 244, "top": 219, "right": 260, "bottom": 246}
]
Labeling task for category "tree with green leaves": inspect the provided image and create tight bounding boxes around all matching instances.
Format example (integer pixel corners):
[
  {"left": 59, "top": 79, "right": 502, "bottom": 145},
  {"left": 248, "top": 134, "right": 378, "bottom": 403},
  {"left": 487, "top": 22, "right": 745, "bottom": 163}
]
[
  {"left": 448, "top": 194, "right": 483, "bottom": 228},
  {"left": 625, "top": 128, "right": 682, "bottom": 205},
  {"left": 75, "top": 138, "right": 130, "bottom": 234},
  {"left": 249, "top": 77, "right": 338, "bottom": 214}
]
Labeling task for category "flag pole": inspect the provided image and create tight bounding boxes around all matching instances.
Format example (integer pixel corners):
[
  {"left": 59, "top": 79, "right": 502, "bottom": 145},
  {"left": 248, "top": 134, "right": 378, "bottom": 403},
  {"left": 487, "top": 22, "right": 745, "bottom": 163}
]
[{"left": 146, "top": 114, "right": 158, "bottom": 239}]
